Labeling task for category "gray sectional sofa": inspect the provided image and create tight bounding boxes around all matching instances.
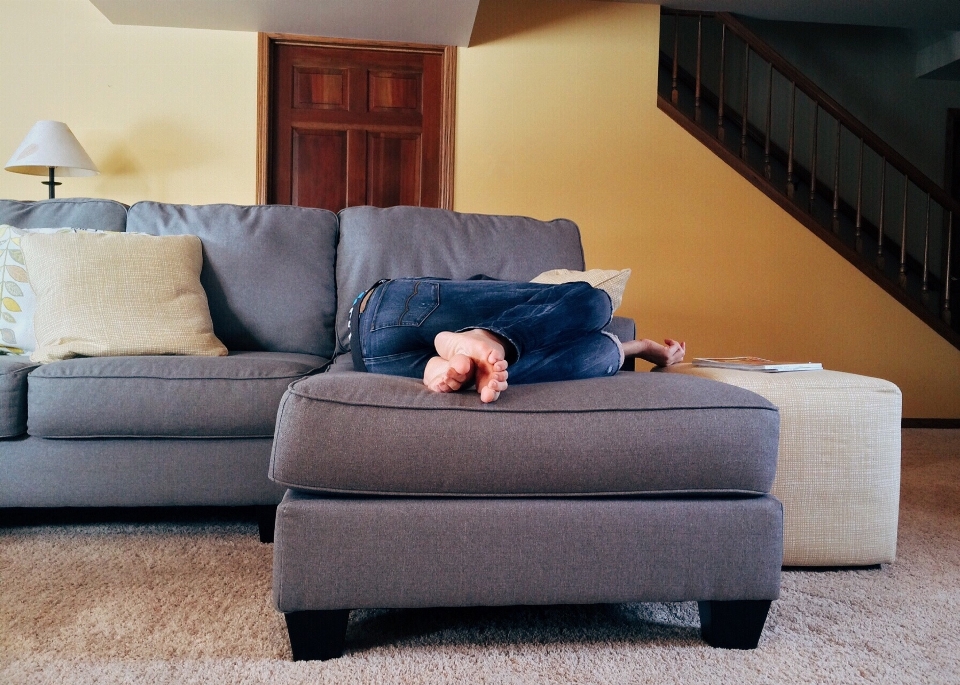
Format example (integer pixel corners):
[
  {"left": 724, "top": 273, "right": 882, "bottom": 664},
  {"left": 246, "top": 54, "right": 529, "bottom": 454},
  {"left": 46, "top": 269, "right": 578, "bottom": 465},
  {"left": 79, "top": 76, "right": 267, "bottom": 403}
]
[
  {"left": 0, "top": 198, "right": 783, "bottom": 655},
  {"left": 0, "top": 198, "right": 629, "bottom": 517}
]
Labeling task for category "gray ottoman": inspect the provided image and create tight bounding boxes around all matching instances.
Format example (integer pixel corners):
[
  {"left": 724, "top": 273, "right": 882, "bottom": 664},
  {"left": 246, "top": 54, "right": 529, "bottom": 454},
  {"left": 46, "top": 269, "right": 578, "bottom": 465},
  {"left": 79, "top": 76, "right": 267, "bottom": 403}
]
[{"left": 269, "top": 371, "right": 783, "bottom": 659}]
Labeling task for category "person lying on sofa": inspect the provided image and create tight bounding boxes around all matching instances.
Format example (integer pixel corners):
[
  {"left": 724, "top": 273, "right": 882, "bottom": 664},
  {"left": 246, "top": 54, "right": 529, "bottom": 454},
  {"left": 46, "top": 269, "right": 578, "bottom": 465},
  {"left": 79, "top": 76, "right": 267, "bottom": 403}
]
[{"left": 349, "top": 277, "right": 685, "bottom": 403}]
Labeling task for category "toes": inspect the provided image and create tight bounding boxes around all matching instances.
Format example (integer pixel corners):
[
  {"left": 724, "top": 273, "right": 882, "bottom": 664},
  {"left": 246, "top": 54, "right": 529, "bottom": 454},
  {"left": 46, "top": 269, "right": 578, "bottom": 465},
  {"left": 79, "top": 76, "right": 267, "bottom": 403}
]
[
  {"left": 434, "top": 379, "right": 455, "bottom": 393},
  {"left": 480, "top": 386, "right": 501, "bottom": 403}
]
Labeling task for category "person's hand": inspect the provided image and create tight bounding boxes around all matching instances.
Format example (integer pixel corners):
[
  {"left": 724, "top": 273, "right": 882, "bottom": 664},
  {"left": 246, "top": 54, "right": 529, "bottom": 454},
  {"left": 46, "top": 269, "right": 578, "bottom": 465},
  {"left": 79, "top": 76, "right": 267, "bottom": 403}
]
[
  {"left": 658, "top": 338, "right": 686, "bottom": 366},
  {"left": 636, "top": 338, "right": 685, "bottom": 367},
  {"left": 622, "top": 338, "right": 686, "bottom": 367}
]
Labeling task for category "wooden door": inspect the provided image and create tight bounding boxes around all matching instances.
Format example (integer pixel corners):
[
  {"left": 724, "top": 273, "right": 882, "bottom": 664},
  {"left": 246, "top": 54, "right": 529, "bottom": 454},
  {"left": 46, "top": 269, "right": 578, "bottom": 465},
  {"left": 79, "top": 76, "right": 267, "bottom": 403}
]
[{"left": 260, "top": 37, "right": 455, "bottom": 211}]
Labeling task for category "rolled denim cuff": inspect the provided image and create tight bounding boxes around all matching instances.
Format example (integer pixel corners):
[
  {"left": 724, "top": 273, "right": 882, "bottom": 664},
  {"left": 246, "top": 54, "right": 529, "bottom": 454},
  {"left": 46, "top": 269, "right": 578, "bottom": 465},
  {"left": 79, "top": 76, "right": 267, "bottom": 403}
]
[{"left": 601, "top": 330, "right": 625, "bottom": 371}]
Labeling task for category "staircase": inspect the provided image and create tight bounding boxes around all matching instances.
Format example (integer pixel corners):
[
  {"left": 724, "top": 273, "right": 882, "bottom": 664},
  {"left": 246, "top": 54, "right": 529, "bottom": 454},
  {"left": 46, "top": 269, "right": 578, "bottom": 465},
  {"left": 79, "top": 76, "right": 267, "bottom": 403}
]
[{"left": 658, "top": 10, "right": 960, "bottom": 351}]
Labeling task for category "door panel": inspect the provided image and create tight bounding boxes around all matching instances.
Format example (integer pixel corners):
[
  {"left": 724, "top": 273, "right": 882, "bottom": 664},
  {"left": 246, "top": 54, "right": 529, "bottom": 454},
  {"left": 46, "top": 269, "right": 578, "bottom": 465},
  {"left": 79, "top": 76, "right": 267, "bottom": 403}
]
[
  {"left": 367, "top": 133, "right": 422, "bottom": 207},
  {"left": 292, "top": 129, "right": 347, "bottom": 209},
  {"left": 265, "top": 40, "right": 451, "bottom": 212},
  {"left": 293, "top": 67, "right": 349, "bottom": 110},
  {"left": 369, "top": 71, "right": 422, "bottom": 113}
]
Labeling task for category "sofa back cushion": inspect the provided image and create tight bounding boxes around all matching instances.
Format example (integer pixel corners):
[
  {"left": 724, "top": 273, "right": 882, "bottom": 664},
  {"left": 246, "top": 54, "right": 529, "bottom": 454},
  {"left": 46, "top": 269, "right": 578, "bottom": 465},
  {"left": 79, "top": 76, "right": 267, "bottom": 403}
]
[
  {"left": 0, "top": 198, "right": 127, "bottom": 232},
  {"left": 127, "top": 202, "right": 339, "bottom": 358},
  {"left": 335, "top": 206, "right": 585, "bottom": 355}
]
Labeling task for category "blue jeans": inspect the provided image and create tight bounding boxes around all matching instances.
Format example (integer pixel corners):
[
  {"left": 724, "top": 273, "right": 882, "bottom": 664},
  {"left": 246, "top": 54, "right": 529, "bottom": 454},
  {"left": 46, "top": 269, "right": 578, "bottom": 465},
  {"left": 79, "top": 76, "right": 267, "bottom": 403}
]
[{"left": 354, "top": 278, "right": 622, "bottom": 384}]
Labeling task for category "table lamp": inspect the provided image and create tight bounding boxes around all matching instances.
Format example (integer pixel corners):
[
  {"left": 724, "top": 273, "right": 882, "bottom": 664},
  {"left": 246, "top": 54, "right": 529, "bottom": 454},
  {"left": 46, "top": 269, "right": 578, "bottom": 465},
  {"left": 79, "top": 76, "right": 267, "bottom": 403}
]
[{"left": 4, "top": 120, "right": 99, "bottom": 198}]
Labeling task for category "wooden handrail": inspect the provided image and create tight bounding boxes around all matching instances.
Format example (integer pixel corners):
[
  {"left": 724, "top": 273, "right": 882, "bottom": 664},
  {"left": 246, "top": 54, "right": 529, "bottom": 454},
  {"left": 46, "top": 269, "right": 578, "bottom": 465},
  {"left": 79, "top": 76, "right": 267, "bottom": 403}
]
[
  {"left": 660, "top": 48, "right": 947, "bottom": 294},
  {"left": 666, "top": 9, "right": 960, "bottom": 221},
  {"left": 660, "top": 7, "right": 959, "bottom": 344}
]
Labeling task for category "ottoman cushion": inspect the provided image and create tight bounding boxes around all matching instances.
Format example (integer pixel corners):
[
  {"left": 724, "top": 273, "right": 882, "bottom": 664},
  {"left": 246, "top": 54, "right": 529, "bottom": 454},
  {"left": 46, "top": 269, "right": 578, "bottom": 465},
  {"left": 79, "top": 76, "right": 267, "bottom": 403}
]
[
  {"left": 269, "top": 371, "right": 780, "bottom": 497},
  {"left": 28, "top": 352, "right": 326, "bottom": 438},
  {"left": 662, "top": 364, "right": 901, "bottom": 566}
]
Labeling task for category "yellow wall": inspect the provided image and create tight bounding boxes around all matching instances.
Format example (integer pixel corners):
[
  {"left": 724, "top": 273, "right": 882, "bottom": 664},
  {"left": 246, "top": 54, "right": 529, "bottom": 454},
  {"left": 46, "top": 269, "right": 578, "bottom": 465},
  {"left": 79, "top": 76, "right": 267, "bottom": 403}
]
[
  {"left": 1, "top": 0, "right": 957, "bottom": 415},
  {"left": 455, "top": 0, "right": 960, "bottom": 417},
  {"left": 0, "top": 0, "right": 257, "bottom": 205}
]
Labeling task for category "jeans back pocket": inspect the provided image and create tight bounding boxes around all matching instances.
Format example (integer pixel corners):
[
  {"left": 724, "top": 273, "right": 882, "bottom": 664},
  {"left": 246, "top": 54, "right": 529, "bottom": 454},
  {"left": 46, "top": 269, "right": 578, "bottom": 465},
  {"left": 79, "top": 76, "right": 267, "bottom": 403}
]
[{"left": 369, "top": 279, "right": 440, "bottom": 330}]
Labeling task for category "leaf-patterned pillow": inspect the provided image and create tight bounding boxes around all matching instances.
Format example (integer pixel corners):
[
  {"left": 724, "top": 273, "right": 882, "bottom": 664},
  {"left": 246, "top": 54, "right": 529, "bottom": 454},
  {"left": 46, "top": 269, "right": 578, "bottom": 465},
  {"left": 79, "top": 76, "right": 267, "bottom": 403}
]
[{"left": 0, "top": 225, "right": 77, "bottom": 355}]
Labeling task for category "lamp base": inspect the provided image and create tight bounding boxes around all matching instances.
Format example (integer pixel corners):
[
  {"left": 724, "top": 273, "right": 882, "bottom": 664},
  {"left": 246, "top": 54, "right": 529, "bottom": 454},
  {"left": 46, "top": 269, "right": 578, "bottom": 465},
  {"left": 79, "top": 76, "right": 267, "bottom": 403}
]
[{"left": 41, "top": 167, "right": 61, "bottom": 199}]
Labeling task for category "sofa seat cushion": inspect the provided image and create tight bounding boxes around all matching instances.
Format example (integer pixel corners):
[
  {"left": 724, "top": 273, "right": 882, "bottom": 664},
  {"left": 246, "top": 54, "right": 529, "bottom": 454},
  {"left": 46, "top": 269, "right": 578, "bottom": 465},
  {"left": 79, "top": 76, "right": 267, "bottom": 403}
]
[
  {"left": 27, "top": 352, "right": 327, "bottom": 438},
  {"left": 0, "top": 356, "right": 38, "bottom": 438},
  {"left": 269, "top": 371, "right": 780, "bottom": 497}
]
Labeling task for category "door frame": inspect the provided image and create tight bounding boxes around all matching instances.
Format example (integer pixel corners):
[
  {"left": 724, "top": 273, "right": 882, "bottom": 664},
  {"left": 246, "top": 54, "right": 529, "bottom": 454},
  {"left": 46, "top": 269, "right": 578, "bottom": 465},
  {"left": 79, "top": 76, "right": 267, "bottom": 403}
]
[{"left": 256, "top": 33, "right": 457, "bottom": 209}]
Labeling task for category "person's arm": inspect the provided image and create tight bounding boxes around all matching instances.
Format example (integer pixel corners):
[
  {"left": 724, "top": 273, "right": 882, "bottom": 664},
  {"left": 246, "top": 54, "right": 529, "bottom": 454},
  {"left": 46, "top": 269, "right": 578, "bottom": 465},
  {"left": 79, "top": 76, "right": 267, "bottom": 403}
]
[{"left": 622, "top": 338, "right": 686, "bottom": 367}]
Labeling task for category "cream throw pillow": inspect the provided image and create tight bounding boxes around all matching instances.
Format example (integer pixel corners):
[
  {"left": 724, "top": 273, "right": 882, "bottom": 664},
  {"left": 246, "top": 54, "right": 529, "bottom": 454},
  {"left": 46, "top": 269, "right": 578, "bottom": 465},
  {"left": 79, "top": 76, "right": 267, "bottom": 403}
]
[
  {"left": 21, "top": 231, "right": 227, "bottom": 363},
  {"left": 531, "top": 268, "right": 631, "bottom": 311}
]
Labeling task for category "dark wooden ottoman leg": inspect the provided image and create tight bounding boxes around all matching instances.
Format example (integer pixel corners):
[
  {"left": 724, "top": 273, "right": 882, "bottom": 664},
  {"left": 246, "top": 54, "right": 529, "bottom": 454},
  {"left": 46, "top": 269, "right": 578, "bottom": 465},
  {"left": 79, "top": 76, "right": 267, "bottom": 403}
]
[
  {"left": 698, "top": 600, "right": 772, "bottom": 649},
  {"left": 284, "top": 609, "right": 351, "bottom": 661},
  {"left": 256, "top": 505, "right": 277, "bottom": 543}
]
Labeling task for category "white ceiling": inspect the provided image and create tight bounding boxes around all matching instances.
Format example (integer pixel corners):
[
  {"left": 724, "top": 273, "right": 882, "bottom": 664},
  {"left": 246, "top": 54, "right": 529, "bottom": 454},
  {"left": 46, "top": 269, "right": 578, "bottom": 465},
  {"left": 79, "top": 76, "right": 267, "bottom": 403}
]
[
  {"left": 88, "top": 0, "right": 960, "bottom": 46},
  {"left": 89, "top": 0, "right": 482, "bottom": 46}
]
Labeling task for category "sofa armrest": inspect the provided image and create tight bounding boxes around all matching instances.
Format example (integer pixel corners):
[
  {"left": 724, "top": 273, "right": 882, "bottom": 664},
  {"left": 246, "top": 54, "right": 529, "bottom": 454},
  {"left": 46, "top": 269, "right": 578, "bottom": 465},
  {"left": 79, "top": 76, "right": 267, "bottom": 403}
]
[{"left": 605, "top": 316, "right": 636, "bottom": 343}]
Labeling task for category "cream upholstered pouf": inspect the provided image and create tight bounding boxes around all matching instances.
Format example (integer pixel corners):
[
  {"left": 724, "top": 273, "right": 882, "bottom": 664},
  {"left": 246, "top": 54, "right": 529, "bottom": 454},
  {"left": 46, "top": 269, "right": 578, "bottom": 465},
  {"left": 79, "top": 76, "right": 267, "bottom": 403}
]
[{"left": 660, "top": 364, "right": 901, "bottom": 567}]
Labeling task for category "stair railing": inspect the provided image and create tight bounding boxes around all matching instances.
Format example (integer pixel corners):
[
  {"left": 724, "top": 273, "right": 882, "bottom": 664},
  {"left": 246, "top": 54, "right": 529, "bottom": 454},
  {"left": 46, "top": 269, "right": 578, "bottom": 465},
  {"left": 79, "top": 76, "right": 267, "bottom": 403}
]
[{"left": 659, "top": 9, "right": 958, "bottom": 345}]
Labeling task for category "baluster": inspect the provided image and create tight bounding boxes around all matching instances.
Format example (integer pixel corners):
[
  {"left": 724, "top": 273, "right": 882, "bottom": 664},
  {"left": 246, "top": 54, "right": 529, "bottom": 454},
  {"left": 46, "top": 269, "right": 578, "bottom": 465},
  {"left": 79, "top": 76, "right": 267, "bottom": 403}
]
[
  {"left": 855, "top": 138, "right": 864, "bottom": 252},
  {"left": 944, "top": 212, "right": 953, "bottom": 325},
  {"left": 877, "top": 160, "right": 886, "bottom": 268},
  {"left": 671, "top": 12, "right": 680, "bottom": 105},
  {"left": 717, "top": 24, "right": 726, "bottom": 141},
  {"left": 922, "top": 193, "right": 931, "bottom": 297},
  {"left": 809, "top": 105, "right": 819, "bottom": 210},
  {"left": 786, "top": 82, "right": 796, "bottom": 199},
  {"left": 898, "top": 176, "right": 909, "bottom": 288},
  {"left": 694, "top": 14, "right": 703, "bottom": 123},
  {"left": 763, "top": 62, "right": 773, "bottom": 179},
  {"left": 740, "top": 44, "right": 750, "bottom": 160},
  {"left": 832, "top": 121, "right": 842, "bottom": 233}
]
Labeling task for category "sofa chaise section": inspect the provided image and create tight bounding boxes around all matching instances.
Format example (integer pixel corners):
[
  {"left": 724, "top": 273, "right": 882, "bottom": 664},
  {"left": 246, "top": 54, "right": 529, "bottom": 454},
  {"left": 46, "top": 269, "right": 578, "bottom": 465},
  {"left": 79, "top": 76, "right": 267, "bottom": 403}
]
[
  {"left": 270, "top": 371, "right": 783, "bottom": 657},
  {"left": 268, "top": 206, "right": 784, "bottom": 658}
]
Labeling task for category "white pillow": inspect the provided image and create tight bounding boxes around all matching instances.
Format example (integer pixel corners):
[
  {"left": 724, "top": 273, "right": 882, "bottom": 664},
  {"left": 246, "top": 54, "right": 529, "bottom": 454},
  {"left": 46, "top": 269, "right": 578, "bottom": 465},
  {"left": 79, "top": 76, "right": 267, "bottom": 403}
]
[
  {"left": 0, "top": 225, "right": 77, "bottom": 356},
  {"left": 531, "top": 268, "right": 632, "bottom": 311}
]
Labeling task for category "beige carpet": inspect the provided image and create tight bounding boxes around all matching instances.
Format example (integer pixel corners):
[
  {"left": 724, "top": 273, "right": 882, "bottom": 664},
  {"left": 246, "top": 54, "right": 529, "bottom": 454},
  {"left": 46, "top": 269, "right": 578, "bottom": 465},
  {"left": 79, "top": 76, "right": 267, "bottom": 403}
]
[{"left": 2, "top": 429, "right": 959, "bottom": 684}]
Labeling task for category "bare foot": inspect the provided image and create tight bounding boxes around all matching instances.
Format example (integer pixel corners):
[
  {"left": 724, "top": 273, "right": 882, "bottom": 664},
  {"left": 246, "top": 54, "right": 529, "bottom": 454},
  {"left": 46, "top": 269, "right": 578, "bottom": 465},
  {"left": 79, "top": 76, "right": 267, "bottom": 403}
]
[
  {"left": 423, "top": 354, "right": 475, "bottom": 393},
  {"left": 434, "top": 330, "right": 509, "bottom": 403}
]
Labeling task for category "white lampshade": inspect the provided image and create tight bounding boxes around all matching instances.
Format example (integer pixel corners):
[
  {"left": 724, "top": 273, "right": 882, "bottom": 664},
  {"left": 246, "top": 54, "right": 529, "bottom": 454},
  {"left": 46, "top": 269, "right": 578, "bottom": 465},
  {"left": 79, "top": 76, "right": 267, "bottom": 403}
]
[{"left": 5, "top": 120, "right": 99, "bottom": 177}]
